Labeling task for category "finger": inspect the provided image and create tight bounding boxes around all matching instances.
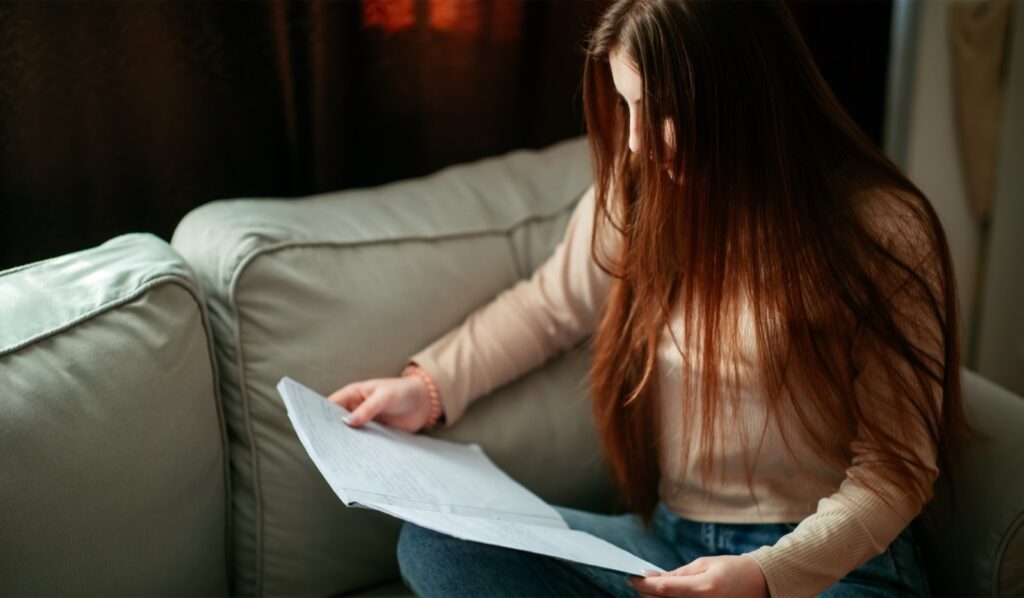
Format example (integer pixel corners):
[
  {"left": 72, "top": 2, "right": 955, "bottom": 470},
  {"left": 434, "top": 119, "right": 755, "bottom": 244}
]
[
  {"left": 626, "top": 569, "right": 665, "bottom": 597},
  {"left": 629, "top": 577, "right": 673, "bottom": 598},
  {"left": 327, "top": 383, "right": 359, "bottom": 404},
  {"left": 328, "top": 383, "right": 369, "bottom": 411},
  {"left": 631, "top": 574, "right": 702, "bottom": 598},
  {"left": 671, "top": 557, "right": 710, "bottom": 576},
  {"left": 344, "top": 387, "right": 389, "bottom": 427},
  {"left": 636, "top": 587, "right": 679, "bottom": 598},
  {"left": 638, "top": 591, "right": 680, "bottom": 598},
  {"left": 630, "top": 577, "right": 668, "bottom": 597}
]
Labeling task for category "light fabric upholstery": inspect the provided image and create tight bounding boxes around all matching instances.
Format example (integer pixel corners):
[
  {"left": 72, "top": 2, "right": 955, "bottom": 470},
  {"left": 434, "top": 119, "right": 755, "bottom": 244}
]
[
  {"left": 0, "top": 234, "right": 229, "bottom": 596},
  {"left": 171, "top": 133, "right": 1024, "bottom": 596},
  {"left": 171, "top": 136, "right": 619, "bottom": 596},
  {"left": 920, "top": 370, "right": 1024, "bottom": 596}
]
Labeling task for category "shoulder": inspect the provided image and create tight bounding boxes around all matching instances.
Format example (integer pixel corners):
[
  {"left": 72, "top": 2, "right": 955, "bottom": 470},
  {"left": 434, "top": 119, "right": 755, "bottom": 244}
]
[
  {"left": 851, "top": 186, "right": 947, "bottom": 300},
  {"left": 854, "top": 186, "right": 939, "bottom": 267},
  {"left": 849, "top": 187, "right": 953, "bottom": 353}
]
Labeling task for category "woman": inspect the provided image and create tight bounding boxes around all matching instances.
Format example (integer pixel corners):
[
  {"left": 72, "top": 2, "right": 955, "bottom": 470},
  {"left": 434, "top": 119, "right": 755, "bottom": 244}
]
[{"left": 329, "top": 1, "right": 971, "bottom": 596}]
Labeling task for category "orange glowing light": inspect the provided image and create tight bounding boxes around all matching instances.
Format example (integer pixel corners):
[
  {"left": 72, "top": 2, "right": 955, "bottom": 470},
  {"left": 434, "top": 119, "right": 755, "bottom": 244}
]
[
  {"left": 362, "top": 0, "right": 416, "bottom": 33},
  {"left": 361, "top": 0, "right": 521, "bottom": 40},
  {"left": 428, "top": 0, "right": 482, "bottom": 35}
]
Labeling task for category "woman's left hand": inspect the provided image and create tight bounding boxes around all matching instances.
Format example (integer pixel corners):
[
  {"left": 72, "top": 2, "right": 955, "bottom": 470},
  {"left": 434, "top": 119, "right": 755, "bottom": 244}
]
[{"left": 628, "top": 555, "right": 768, "bottom": 597}]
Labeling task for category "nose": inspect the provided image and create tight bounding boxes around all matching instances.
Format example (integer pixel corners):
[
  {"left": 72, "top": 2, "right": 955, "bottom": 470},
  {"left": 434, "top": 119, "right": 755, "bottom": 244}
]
[
  {"left": 629, "top": 115, "right": 675, "bottom": 156},
  {"left": 628, "top": 112, "right": 641, "bottom": 154}
]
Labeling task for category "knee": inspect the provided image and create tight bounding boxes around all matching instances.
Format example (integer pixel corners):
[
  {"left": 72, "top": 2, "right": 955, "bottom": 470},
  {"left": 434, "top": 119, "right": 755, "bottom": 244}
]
[
  {"left": 396, "top": 522, "right": 455, "bottom": 594},
  {"left": 396, "top": 522, "right": 427, "bottom": 584},
  {"left": 552, "top": 505, "right": 585, "bottom": 530}
]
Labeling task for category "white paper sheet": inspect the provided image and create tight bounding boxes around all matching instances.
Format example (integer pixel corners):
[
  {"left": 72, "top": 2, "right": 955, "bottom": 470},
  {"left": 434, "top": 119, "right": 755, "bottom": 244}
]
[
  {"left": 277, "top": 376, "right": 665, "bottom": 576},
  {"left": 372, "top": 503, "right": 665, "bottom": 576},
  {"left": 278, "top": 376, "right": 564, "bottom": 528}
]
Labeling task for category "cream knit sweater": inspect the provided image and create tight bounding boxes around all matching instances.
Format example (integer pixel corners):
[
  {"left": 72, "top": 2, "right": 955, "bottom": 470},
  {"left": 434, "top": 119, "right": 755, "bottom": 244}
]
[{"left": 409, "top": 183, "right": 942, "bottom": 597}]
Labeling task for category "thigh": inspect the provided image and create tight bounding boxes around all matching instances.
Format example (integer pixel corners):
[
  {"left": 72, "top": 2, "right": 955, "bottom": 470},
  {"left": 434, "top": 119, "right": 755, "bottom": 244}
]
[
  {"left": 554, "top": 504, "right": 688, "bottom": 571},
  {"left": 397, "top": 521, "right": 610, "bottom": 598},
  {"left": 544, "top": 503, "right": 690, "bottom": 597},
  {"left": 396, "top": 505, "right": 687, "bottom": 598}
]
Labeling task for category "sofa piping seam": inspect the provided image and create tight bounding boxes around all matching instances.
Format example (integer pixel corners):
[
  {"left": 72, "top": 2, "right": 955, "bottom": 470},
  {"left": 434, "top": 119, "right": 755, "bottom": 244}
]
[
  {"left": 224, "top": 190, "right": 587, "bottom": 596},
  {"left": 182, "top": 278, "right": 235, "bottom": 592},
  {"left": 992, "top": 503, "right": 1024, "bottom": 594},
  {"left": 227, "top": 257, "right": 266, "bottom": 596},
  {"left": 2, "top": 273, "right": 195, "bottom": 357},
  {"left": 164, "top": 275, "right": 235, "bottom": 594}
]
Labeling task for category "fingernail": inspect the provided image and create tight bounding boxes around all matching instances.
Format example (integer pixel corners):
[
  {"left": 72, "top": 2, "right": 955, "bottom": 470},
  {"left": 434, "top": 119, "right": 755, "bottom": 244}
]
[
  {"left": 641, "top": 569, "right": 660, "bottom": 576},
  {"left": 343, "top": 415, "right": 355, "bottom": 425}
]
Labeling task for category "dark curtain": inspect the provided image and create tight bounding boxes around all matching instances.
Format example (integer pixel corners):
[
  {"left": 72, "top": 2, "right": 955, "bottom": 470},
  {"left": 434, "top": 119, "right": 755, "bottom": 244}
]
[
  {"left": 0, "top": 0, "right": 890, "bottom": 270},
  {"left": 789, "top": 0, "right": 893, "bottom": 147}
]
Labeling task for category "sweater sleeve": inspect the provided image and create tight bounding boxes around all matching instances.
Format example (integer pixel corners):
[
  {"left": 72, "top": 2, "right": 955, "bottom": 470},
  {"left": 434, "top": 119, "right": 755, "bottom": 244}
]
[
  {"left": 408, "top": 183, "right": 620, "bottom": 426},
  {"left": 744, "top": 416, "right": 939, "bottom": 598},
  {"left": 744, "top": 205, "right": 946, "bottom": 597}
]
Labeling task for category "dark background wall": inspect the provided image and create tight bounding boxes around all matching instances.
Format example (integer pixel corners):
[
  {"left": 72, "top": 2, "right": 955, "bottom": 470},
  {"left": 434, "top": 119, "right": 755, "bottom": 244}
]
[{"left": 0, "top": 0, "right": 891, "bottom": 270}]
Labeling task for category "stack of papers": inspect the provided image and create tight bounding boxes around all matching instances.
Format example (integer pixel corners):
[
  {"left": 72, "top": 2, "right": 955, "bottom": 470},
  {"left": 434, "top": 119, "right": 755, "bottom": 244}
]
[{"left": 277, "top": 377, "right": 665, "bottom": 576}]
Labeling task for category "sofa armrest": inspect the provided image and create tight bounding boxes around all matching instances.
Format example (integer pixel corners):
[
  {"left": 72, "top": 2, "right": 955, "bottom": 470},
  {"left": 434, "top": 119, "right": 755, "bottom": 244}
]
[
  {"left": 0, "top": 234, "right": 229, "bottom": 595},
  {"left": 919, "top": 369, "right": 1024, "bottom": 596}
]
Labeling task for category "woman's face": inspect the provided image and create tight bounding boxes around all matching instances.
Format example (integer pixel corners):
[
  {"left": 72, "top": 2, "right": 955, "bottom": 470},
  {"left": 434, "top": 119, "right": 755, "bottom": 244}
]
[{"left": 609, "top": 47, "right": 676, "bottom": 176}]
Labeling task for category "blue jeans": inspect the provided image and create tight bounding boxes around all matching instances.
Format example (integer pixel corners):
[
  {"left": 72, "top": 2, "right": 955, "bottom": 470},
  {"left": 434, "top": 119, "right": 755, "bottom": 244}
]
[{"left": 396, "top": 501, "right": 931, "bottom": 597}]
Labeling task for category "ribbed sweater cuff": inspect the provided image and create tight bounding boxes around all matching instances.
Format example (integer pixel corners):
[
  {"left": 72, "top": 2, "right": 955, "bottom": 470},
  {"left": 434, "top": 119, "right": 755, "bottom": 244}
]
[
  {"left": 407, "top": 353, "right": 463, "bottom": 427},
  {"left": 746, "top": 546, "right": 807, "bottom": 598}
]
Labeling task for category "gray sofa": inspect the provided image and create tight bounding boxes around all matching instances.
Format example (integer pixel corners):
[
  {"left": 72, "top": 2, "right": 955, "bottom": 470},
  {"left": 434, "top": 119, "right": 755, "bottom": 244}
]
[{"left": 2, "top": 137, "right": 1022, "bottom": 596}]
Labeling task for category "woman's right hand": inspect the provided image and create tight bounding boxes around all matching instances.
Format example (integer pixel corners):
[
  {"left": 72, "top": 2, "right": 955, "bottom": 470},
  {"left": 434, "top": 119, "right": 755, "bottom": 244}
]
[{"left": 327, "top": 374, "right": 433, "bottom": 433}]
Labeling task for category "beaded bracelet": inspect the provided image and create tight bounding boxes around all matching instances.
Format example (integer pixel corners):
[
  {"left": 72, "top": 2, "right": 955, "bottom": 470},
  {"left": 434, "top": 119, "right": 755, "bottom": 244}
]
[{"left": 402, "top": 363, "right": 443, "bottom": 431}]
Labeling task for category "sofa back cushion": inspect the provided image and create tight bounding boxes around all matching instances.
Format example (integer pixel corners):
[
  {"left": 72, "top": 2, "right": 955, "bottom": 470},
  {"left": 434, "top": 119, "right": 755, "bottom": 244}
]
[
  {"left": 172, "top": 136, "right": 618, "bottom": 596},
  {"left": 0, "top": 234, "right": 230, "bottom": 596}
]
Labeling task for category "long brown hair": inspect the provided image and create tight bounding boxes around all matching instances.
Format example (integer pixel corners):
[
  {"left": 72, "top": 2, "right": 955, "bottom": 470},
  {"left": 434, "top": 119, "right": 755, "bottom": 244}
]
[{"left": 582, "top": 0, "right": 973, "bottom": 526}]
